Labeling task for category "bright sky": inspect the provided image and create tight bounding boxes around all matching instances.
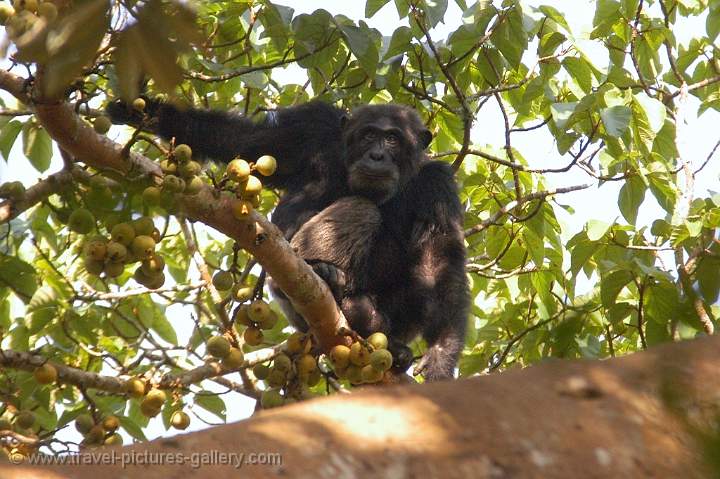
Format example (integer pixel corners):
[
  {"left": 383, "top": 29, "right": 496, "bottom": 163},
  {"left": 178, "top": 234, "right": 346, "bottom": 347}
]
[{"left": 1, "top": 0, "right": 718, "bottom": 444}]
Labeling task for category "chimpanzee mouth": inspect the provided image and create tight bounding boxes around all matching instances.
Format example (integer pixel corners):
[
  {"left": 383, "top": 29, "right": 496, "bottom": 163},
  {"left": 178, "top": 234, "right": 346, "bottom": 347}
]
[{"left": 360, "top": 172, "right": 390, "bottom": 180}]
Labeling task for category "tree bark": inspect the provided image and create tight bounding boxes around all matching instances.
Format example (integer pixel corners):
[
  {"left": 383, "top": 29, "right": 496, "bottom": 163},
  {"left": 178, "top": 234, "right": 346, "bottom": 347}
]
[{"left": 4, "top": 334, "right": 719, "bottom": 479}]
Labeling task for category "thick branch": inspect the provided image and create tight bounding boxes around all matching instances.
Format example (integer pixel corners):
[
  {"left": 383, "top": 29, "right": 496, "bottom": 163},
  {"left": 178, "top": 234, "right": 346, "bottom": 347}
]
[
  {"left": 33, "top": 101, "right": 161, "bottom": 178},
  {"left": 17, "top": 334, "right": 720, "bottom": 478},
  {"left": 0, "top": 68, "right": 30, "bottom": 103},
  {"left": 0, "top": 167, "right": 88, "bottom": 223},
  {"left": 180, "top": 194, "right": 350, "bottom": 349}
]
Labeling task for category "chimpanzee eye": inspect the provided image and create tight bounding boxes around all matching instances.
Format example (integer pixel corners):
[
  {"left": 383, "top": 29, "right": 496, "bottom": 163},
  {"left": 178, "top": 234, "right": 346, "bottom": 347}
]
[
  {"left": 385, "top": 133, "right": 399, "bottom": 146},
  {"left": 363, "top": 131, "right": 377, "bottom": 141}
]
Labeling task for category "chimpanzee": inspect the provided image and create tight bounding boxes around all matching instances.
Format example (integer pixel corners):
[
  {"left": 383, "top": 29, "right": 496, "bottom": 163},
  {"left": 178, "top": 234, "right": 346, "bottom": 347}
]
[{"left": 108, "top": 99, "right": 469, "bottom": 380}]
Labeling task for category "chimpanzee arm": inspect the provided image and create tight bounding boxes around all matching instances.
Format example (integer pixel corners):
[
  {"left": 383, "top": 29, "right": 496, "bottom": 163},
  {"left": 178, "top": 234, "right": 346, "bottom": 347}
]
[
  {"left": 404, "top": 161, "right": 469, "bottom": 380},
  {"left": 107, "top": 99, "right": 346, "bottom": 187}
]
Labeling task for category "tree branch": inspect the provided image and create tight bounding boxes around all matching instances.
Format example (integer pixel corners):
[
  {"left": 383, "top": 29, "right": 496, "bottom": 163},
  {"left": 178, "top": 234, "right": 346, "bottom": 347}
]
[
  {"left": 186, "top": 40, "right": 336, "bottom": 82},
  {"left": 0, "top": 167, "right": 89, "bottom": 224},
  {"left": 0, "top": 346, "right": 281, "bottom": 395},
  {"left": 0, "top": 67, "right": 350, "bottom": 352},
  {"left": 464, "top": 184, "right": 592, "bottom": 237},
  {"left": 20, "top": 334, "right": 720, "bottom": 478}
]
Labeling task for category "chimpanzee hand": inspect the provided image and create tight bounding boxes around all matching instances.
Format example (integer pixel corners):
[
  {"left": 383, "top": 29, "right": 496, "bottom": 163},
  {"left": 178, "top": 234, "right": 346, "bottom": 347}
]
[
  {"left": 388, "top": 341, "right": 414, "bottom": 374},
  {"left": 310, "top": 261, "right": 346, "bottom": 304},
  {"left": 105, "top": 96, "right": 163, "bottom": 128}
]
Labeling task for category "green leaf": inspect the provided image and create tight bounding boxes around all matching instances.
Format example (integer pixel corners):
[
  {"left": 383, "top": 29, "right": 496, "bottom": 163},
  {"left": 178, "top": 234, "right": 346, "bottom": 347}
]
[
  {"left": 474, "top": 47, "right": 504, "bottom": 86},
  {"left": 486, "top": 226, "right": 510, "bottom": 258},
  {"left": 539, "top": 31, "right": 566, "bottom": 57},
  {"left": 600, "top": 105, "right": 632, "bottom": 137},
  {"left": 41, "top": 0, "right": 111, "bottom": 98},
  {"left": 686, "top": 219, "right": 702, "bottom": 237},
  {"left": 522, "top": 228, "right": 545, "bottom": 268},
  {"left": 394, "top": 0, "right": 410, "bottom": 19},
  {"left": 621, "top": 0, "right": 640, "bottom": 18},
  {"left": 459, "top": 352, "right": 487, "bottom": 376},
  {"left": 31, "top": 405, "right": 58, "bottom": 431},
  {"left": 530, "top": 271, "right": 556, "bottom": 317},
  {"left": 195, "top": 393, "right": 226, "bottom": 421},
  {"left": 0, "top": 254, "right": 38, "bottom": 301},
  {"left": 652, "top": 120, "right": 679, "bottom": 160},
  {"left": 57, "top": 408, "right": 84, "bottom": 429},
  {"left": 448, "top": 24, "right": 483, "bottom": 56},
  {"left": 635, "top": 31, "right": 663, "bottom": 79},
  {"left": 423, "top": 0, "right": 448, "bottom": 28},
  {"left": 454, "top": 0, "right": 469, "bottom": 10},
  {"left": 631, "top": 93, "right": 666, "bottom": 155},
  {"left": 337, "top": 24, "right": 379, "bottom": 76},
  {"left": 618, "top": 176, "right": 646, "bottom": 224},
  {"left": 119, "top": 415, "right": 148, "bottom": 441},
  {"left": 292, "top": 10, "right": 334, "bottom": 68},
  {"left": 669, "top": 223, "right": 690, "bottom": 247},
  {"left": 366, "top": 0, "right": 391, "bottom": 17},
  {"left": 644, "top": 280, "right": 679, "bottom": 325},
  {"left": 152, "top": 313, "right": 178, "bottom": 345},
  {"left": 550, "top": 102, "right": 578, "bottom": 130},
  {"left": 524, "top": 206, "right": 546, "bottom": 265},
  {"left": 606, "top": 302, "right": 634, "bottom": 324},
  {"left": 114, "top": 21, "right": 182, "bottom": 98},
  {"left": 570, "top": 238, "right": 600, "bottom": 278},
  {"left": 587, "top": 219, "right": 611, "bottom": 241},
  {"left": 550, "top": 315, "right": 582, "bottom": 357},
  {"left": 27, "top": 285, "right": 59, "bottom": 334},
  {"left": 563, "top": 57, "right": 594, "bottom": 94},
  {"left": 633, "top": 93, "right": 666, "bottom": 134},
  {"left": 0, "top": 296, "right": 9, "bottom": 331},
  {"left": 645, "top": 316, "right": 671, "bottom": 346},
  {"left": 27, "top": 307, "right": 56, "bottom": 335},
  {"left": 696, "top": 257, "right": 720, "bottom": 303},
  {"left": 705, "top": 208, "right": 720, "bottom": 228},
  {"left": 383, "top": 26, "right": 412, "bottom": 60},
  {"left": 648, "top": 174, "right": 677, "bottom": 213},
  {"left": 0, "top": 120, "right": 23, "bottom": 162},
  {"left": 261, "top": 3, "right": 294, "bottom": 51},
  {"left": 707, "top": 8, "right": 720, "bottom": 41},
  {"left": 593, "top": 0, "right": 621, "bottom": 27},
  {"left": 492, "top": 9, "right": 526, "bottom": 67},
  {"left": 601, "top": 270, "right": 634, "bottom": 308},
  {"left": 239, "top": 71, "right": 268, "bottom": 90},
  {"left": 113, "top": 29, "right": 142, "bottom": 101},
  {"left": 539, "top": 5, "right": 570, "bottom": 32},
  {"left": 22, "top": 123, "right": 53, "bottom": 173}
]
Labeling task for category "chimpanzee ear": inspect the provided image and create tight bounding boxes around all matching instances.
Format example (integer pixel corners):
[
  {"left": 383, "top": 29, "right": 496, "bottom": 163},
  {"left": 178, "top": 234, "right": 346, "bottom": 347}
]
[{"left": 420, "top": 128, "right": 433, "bottom": 149}]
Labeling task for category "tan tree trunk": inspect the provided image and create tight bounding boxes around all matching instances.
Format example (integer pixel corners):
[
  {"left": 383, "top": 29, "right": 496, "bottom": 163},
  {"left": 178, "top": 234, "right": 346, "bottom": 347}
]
[{"left": 4, "top": 334, "right": 719, "bottom": 479}]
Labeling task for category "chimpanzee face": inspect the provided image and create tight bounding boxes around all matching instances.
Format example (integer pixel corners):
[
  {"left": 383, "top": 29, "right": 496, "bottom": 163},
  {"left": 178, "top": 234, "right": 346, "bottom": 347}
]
[{"left": 343, "top": 106, "right": 432, "bottom": 204}]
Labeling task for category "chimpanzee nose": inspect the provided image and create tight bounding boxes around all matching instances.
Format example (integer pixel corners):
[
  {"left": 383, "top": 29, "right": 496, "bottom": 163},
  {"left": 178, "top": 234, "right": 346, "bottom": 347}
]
[{"left": 369, "top": 150, "right": 384, "bottom": 161}]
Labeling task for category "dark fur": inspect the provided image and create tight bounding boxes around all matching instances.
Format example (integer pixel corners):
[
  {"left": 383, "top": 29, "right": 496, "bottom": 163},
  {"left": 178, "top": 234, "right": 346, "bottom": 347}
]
[{"left": 108, "top": 99, "right": 469, "bottom": 380}]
